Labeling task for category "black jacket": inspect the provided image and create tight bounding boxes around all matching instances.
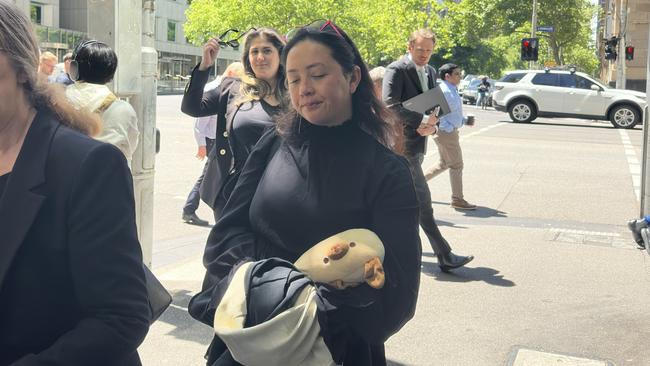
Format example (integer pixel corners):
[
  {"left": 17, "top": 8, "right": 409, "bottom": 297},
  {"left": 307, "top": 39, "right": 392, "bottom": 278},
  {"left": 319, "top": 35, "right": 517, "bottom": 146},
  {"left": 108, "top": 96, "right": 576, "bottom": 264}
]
[
  {"left": 181, "top": 65, "right": 241, "bottom": 210},
  {"left": 0, "top": 110, "right": 151, "bottom": 365},
  {"left": 383, "top": 55, "right": 437, "bottom": 157}
]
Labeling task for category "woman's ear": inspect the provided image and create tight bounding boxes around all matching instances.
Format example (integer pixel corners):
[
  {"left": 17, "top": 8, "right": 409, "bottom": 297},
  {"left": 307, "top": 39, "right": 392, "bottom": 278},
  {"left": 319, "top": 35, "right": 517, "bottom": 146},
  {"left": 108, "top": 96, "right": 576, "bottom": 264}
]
[{"left": 349, "top": 65, "right": 361, "bottom": 94}]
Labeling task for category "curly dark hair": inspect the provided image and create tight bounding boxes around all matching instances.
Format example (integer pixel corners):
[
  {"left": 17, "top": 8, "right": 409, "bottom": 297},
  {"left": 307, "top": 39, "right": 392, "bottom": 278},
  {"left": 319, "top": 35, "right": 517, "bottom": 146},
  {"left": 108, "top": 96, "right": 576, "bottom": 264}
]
[{"left": 276, "top": 23, "right": 402, "bottom": 153}]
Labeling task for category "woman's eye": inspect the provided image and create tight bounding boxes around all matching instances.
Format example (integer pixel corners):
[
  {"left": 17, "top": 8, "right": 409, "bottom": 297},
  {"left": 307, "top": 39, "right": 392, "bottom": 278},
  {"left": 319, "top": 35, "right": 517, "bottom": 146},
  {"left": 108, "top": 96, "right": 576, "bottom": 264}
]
[
  {"left": 312, "top": 74, "right": 325, "bottom": 79},
  {"left": 288, "top": 79, "right": 299, "bottom": 85}
]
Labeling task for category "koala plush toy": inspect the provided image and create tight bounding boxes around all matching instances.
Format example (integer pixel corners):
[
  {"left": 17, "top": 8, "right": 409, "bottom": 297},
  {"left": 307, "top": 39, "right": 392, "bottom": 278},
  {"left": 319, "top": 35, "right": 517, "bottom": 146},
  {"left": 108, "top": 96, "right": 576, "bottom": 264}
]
[{"left": 294, "top": 228, "right": 385, "bottom": 289}]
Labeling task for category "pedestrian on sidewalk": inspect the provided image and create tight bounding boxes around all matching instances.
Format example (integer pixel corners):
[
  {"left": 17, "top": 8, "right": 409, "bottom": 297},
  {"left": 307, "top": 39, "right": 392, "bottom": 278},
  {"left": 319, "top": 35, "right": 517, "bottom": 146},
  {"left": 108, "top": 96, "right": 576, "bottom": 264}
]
[
  {"left": 65, "top": 40, "right": 140, "bottom": 167},
  {"left": 188, "top": 20, "right": 421, "bottom": 366},
  {"left": 475, "top": 75, "right": 490, "bottom": 109},
  {"left": 424, "top": 63, "right": 477, "bottom": 210},
  {"left": 181, "top": 62, "right": 244, "bottom": 226},
  {"left": 383, "top": 28, "right": 474, "bottom": 271},
  {"left": 0, "top": 3, "right": 150, "bottom": 364},
  {"left": 181, "top": 28, "right": 287, "bottom": 222}
]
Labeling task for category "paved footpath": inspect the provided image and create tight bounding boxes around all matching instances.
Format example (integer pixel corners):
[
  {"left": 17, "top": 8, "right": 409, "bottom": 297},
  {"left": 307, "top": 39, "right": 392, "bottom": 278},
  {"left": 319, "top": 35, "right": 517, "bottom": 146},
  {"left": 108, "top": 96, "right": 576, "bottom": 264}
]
[{"left": 139, "top": 99, "right": 650, "bottom": 365}]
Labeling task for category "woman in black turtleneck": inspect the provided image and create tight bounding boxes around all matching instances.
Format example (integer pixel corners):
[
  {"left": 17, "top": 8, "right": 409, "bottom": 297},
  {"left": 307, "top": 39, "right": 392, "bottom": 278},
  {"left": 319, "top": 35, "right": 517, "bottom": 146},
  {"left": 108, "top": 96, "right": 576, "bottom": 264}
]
[{"left": 189, "top": 22, "right": 422, "bottom": 366}]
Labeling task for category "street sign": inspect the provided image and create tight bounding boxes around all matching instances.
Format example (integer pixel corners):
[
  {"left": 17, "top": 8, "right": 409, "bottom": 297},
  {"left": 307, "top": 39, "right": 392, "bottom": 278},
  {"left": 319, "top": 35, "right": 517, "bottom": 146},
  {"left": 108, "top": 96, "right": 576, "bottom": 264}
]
[{"left": 537, "top": 26, "right": 554, "bottom": 32}]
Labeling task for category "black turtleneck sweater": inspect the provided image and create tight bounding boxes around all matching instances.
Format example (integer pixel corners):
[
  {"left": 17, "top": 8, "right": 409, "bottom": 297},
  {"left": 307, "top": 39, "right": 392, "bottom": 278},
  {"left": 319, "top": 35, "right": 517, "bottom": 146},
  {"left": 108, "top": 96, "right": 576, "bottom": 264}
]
[{"left": 194, "top": 120, "right": 422, "bottom": 366}]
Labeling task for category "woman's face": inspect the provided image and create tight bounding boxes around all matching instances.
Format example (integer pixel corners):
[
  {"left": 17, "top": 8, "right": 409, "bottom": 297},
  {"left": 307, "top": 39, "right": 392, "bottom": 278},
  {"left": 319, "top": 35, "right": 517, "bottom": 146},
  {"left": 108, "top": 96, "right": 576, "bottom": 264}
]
[
  {"left": 0, "top": 53, "right": 26, "bottom": 124},
  {"left": 247, "top": 36, "right": 281, "bottom": 84},
  {"left": 285, "top": 40, "right": 360, "bottom": 127}
]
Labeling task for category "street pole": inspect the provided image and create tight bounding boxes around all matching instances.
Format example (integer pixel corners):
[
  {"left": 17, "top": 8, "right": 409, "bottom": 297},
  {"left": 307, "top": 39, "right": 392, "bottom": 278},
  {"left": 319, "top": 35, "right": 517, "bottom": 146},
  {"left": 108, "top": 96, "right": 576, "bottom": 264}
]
[
  {"left": 530, "top": 0, "right": 538, "bottom": 69},
  {"left": 639, "top": 21, "right": 650, "bottom": 217},
  {"left": 87, "top": 1, "right": 156, "bottom": 266},
  {"left": 616, "top": 0, "right": 627, "bottom": 89},
  {"left": 130, "top": 0, "right": 158, "bottom": 267}
]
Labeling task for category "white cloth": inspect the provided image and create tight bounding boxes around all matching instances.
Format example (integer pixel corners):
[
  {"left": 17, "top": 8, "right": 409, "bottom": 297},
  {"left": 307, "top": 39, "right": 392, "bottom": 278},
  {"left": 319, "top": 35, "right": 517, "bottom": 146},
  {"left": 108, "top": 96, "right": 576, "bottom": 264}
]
[
  {"left": 194, "top": 115, "right": 217, "bottom": 146},
  {"left": 214, "top": 262, "right": 336, "bottom": 366},
  {"left": 66, "top": 82, "right": 140, "bottom": 167}
]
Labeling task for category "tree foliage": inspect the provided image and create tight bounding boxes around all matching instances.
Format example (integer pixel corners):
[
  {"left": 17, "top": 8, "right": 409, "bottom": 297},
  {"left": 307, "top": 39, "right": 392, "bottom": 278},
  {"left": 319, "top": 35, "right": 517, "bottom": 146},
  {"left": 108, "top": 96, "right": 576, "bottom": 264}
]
[{"left": 184, "top": 0, "right": 599, "bottom": 77}]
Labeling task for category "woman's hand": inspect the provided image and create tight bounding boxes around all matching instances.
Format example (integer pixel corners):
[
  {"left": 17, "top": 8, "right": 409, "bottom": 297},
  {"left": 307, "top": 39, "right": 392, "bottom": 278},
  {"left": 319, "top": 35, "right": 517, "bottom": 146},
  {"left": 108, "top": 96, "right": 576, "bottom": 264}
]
[{"left": 198, "top": 38, "right": 221, "bottom": 71}]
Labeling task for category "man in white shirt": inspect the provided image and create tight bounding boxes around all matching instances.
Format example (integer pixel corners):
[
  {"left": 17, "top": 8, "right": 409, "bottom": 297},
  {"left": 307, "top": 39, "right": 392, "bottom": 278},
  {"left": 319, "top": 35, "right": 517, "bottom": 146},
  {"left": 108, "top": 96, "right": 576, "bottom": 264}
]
[{"left": 424, "top": 63, "right": 476, "bottom": 210}]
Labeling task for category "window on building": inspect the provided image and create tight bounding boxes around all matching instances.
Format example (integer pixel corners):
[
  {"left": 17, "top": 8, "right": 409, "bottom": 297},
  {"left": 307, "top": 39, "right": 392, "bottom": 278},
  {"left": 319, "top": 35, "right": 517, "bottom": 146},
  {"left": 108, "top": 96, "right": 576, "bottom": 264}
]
[
  {"left": 167, "top": 21, "right": 176, "bottom": 42},
  {"left": 30, "top": 3, "right": 42, "bottom": 24}
]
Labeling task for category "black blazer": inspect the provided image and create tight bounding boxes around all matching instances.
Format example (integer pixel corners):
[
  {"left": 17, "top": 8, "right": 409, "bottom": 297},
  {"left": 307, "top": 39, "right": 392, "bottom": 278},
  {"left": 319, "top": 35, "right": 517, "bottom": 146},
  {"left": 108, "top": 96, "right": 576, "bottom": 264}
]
[
  {"left": 0, "top": 110, "right": 151, "bottom": 365},
  {"left": 181, "top": 65, "right": 240, "bottom": 210},
  {"left": 382, "top": 55, "right": 437, "bottom": 157}
]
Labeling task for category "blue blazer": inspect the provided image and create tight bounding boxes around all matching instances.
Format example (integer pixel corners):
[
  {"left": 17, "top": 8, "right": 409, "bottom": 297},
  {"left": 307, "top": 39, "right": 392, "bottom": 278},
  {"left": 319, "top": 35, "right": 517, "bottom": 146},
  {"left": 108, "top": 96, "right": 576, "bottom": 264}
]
[{"left": 0, "top": 110, "right": 150, "bottom": 365}]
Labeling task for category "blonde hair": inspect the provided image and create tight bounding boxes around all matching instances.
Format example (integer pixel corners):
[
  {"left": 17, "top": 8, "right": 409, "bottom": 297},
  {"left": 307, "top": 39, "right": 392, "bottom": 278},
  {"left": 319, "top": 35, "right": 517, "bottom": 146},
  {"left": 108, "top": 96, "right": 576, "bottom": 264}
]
[
  {"left": 223, "top": 61, "right": 244, "bottom": 78},
  {"left": 39, "top": 51, "right": 57, "bottom": 63},
  {"left": 0, "top": 1, "right": 100, "bottom": 136},
  {"left": 408, "top": 29, "right": 437, "bottom": 45}
]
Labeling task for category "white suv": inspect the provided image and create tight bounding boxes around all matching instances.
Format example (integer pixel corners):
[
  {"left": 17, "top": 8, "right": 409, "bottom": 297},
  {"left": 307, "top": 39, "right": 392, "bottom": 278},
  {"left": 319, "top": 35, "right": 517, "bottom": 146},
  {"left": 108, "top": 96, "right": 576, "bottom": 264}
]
[{"left": 492, "top": 69, "right": 646, "bottom": 128}]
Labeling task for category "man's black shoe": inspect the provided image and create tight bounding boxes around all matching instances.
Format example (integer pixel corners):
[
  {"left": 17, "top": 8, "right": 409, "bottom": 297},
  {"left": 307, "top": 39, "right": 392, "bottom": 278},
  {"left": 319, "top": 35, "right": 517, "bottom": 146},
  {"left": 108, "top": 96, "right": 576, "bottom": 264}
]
[
  {"left": 182, "top": 212, "right": 210, "bottom": 226},
  {"left": 437, "top": 252, "right": 474, "bottom": 273},
  {"left": 628, "top": 219, "right": 647, "bottom": 247}
]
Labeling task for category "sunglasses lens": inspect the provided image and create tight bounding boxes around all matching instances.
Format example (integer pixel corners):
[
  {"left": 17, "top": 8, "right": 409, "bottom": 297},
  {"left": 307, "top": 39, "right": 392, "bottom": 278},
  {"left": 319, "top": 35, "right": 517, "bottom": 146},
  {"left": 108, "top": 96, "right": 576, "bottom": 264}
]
[{"left": 228, "top": 40, "right": 239, "bottom": 48}]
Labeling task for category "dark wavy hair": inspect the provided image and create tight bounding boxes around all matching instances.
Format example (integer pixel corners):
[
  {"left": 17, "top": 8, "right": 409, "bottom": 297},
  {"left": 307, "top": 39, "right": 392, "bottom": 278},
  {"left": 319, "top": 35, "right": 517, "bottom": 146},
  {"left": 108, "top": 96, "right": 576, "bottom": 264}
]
[
  {"left": 277, "top": 23, "right": 402, "bottom": 153},
  {"left": 236, "top": 28, "right": 287, "bottom": 107}
]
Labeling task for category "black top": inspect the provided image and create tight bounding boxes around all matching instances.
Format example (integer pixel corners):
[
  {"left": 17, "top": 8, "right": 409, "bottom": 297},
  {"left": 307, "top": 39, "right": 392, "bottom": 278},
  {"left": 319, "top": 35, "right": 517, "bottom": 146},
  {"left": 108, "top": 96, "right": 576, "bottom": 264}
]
[
  {"left": 189, "top": 120, "right": 422, "bottom": 365},
  {"left": 0, "top": 172, "right": 9, "bottom": 202},
  {"left": 230, "top": 99, "right": 280, "bottom": 172}
]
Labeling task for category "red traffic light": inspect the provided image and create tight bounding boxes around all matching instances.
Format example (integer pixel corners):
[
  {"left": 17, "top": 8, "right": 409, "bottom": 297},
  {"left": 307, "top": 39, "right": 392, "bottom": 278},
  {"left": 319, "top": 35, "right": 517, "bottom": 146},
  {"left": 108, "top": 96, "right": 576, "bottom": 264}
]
[
  {"left": 523, "top": 40, "right": 530, "bottom": 47},
  {"left": 625, "top": 46, "right": 634, "bottom": 61}
]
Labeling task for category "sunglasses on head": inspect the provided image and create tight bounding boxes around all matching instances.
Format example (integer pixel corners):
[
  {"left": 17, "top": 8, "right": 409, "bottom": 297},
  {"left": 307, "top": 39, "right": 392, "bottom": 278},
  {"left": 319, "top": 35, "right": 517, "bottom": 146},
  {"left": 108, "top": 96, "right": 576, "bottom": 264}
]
[
  {"left": 216, "top": 27, "right": 257, "bottom": 48},
  {"left": 285, "top": 19, "right": 343, "bottom": 42}
]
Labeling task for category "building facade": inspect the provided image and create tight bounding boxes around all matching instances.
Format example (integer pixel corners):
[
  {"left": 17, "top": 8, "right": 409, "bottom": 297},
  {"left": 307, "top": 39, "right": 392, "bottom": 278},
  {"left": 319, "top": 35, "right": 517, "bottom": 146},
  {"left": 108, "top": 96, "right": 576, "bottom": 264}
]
[
  {"left": 599, "top": 0, "right": 650, "bottom": 91},
  {"left": 14, "top": 0, "right": 240, "bottom": 93}
]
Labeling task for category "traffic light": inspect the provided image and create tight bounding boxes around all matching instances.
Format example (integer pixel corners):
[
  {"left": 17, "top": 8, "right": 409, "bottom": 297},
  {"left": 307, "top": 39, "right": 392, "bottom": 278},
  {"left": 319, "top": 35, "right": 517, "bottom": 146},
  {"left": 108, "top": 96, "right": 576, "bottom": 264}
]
[
  {"left": 625, "top": 46, "right": 634, "bottom": 61},
  {"left": 521, "top": 37, "right": 539, "bottom": 61}
]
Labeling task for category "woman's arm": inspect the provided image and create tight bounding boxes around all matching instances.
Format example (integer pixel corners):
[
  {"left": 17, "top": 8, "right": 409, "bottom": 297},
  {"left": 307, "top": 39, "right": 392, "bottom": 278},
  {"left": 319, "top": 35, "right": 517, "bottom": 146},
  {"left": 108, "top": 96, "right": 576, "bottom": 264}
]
[
  {"left": 13, "top": 143, "right": 150, "bottom": 365},
  {"left": 181, "top": 65, "right": 227, "bottom": 118}
]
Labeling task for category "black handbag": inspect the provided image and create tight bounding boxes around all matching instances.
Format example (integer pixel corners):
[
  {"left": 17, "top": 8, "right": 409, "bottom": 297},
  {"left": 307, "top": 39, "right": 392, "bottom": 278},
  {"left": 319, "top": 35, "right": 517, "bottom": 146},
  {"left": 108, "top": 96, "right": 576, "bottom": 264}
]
[{"left": 143, "top": 264, "right": 172, "bottom": 323}]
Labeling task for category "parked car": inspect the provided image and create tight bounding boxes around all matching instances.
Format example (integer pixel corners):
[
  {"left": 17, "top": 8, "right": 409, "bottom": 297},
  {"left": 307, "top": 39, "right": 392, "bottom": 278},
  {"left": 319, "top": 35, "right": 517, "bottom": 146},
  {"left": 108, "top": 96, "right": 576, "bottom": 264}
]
[
  {"left": 492, "top": 69, "right": 647, "bottom": 128},
  {"left": 458, "top": 74, "right": 476, "bottom": 96},
  {"left": 462, "top": 78, "right": 496, "bottom": 105}
]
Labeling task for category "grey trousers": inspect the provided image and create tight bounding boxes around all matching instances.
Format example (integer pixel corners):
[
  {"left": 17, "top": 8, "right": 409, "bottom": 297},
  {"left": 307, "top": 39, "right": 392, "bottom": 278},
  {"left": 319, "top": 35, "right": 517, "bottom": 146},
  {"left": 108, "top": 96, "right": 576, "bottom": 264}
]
[{"left": 406, "top": 153, "right": 452, "bottom": 256}]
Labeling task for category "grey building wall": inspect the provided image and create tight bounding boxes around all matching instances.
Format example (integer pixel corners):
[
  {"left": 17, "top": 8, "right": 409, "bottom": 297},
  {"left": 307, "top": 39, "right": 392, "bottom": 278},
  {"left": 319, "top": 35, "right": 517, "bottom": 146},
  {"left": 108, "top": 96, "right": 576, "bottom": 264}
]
[{"left": 59, "top": 0, "right": 87, "bottom": 32}]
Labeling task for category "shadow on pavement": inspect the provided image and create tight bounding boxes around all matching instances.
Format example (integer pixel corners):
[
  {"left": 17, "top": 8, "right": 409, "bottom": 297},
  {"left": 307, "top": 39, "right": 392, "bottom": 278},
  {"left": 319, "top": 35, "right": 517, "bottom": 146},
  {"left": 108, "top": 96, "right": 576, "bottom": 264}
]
[
  {"left": 387, "top": 360, "right": 412, "bottom": 366},
  {"left": 454, "top": 206, "right": 508, "bottom": 219},
  {"left": 432, "top": 218, "right": 468, "bottom": 228},
  {"left": 421, "top": 262, "right": 516, "bottom": 287},
  {"left": 156, "top": 289, "right": 213, "bottom": 346}
]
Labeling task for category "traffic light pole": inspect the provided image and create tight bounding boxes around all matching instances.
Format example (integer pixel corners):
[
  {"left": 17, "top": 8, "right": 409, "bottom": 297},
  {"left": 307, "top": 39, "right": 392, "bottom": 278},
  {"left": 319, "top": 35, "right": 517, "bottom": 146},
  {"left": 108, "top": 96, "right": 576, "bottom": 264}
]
[
  {"left": 639, "top": 22, "right": 650, "bottom": 217},
  {"left": 616, "top": 0, "right": 628, "bottom": 89},
  {"left": 530, "top": 0, "right": 538, "bottom": 69}
]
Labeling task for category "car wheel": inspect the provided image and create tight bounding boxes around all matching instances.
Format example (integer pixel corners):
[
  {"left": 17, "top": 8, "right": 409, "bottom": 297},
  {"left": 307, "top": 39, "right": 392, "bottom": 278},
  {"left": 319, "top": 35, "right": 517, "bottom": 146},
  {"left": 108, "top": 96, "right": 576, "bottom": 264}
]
[
  {"left": 508, "top": 100, "right": 536, "bottom": 123},
  {"left": 610, "top": 104, "right": 639, "bottom": 129}
]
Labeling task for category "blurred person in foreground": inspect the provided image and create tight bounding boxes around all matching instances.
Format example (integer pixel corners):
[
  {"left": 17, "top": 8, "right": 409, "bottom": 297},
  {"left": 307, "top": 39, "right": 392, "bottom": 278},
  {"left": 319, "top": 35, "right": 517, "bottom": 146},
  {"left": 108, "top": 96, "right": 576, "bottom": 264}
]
[
  {"left": 188, "top": 20, "right": 421, "bottom": 365},
  {"left": 65, "top": 40, "right": 139, "bottom": 167},
  {"left": 0, "top": 2, "right": 150, "bottom": 364}
]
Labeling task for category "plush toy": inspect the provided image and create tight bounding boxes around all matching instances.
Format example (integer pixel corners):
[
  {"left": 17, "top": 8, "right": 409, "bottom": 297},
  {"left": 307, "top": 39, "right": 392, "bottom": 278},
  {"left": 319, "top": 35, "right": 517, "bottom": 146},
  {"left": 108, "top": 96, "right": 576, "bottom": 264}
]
[{"left": 294, "top": 228, "right": 385, "bottom": 289}]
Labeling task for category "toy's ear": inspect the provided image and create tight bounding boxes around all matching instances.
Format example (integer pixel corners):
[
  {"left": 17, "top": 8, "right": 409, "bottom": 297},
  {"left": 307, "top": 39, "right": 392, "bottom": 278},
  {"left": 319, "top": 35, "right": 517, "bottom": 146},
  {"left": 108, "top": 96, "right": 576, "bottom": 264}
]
[{"left": 364, "top": 257, "right": 385, "bottom": 289}]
